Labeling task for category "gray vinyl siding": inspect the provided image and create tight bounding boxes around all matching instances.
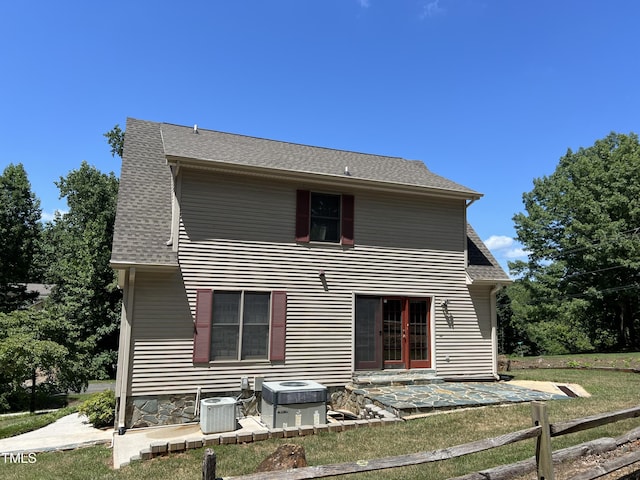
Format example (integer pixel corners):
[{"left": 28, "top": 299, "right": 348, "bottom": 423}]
[
  {"left": 437, "top": 284, "right": 495, "bottom": 379},
  {"left": 127, "top": 169, "right": 494, "bottom": 396}
]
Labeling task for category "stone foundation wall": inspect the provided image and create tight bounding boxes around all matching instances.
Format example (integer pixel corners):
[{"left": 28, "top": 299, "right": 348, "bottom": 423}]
[
  {"left": 126, "top": 391, "right": 260, "bottom": 429},
  {"left": 127, "top": 394, "right": 198, "bottom": 428},
  {"left": 125, "top": 387, "right": 354, "bottom": 429},
  {"left": 330, "top": 385, "right": 371, "bottom": 415}
]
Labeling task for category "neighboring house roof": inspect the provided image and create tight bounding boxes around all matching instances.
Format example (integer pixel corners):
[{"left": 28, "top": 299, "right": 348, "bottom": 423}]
[
  {"left": 111, "top": 118, "right": 507, "bottom": 282},
  {"left": 466, "top": 225, "right": 511, "bottom": 283},
  {"left": 25, "top": 283, "right": 53, "bottom": 298},
  {"left": 160, "top": 122, "right": 481, "bottom": 199}
]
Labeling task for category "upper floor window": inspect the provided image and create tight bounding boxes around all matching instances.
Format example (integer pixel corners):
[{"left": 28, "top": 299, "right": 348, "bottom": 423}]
[
  {"left": 295, "top": 190, "right": 354, "bottom": 246},
  {"left": 310, "top": 193, "right": 341, "bottom": 242}
]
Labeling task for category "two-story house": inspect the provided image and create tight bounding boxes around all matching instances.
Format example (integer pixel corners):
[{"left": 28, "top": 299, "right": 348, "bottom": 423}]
[{"left": 110, "top": 118, "right": 509, "bottom": 431}]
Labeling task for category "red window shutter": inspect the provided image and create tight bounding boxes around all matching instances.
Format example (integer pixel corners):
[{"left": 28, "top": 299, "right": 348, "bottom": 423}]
[
  {"left": 341, "top": 194, "right": 355, "bottom": 246},
  {"left": 295, "top": 190, "right": 310, "bottom": 242},
  {"left": 270, "top": 291, "right": 287, "bottom": 361},
  {"left": 193, "top": 289, "right": 213, "bottom": 363}
]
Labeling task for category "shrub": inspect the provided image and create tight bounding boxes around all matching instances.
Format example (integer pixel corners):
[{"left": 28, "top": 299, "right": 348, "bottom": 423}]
[{"left": 78, "top": 389, "right": 115, "bottom": 428}]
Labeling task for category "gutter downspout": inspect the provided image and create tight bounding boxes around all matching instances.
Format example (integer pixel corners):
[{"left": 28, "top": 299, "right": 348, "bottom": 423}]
[
  {"left": 116, "top": 267, "right": 136, "bottom": 434},
  {"left": 166, "top": 163, "right": 181, "bottom": 249},
  {"left": 490, "top": 283, "right": 503, "bottom": 380}
]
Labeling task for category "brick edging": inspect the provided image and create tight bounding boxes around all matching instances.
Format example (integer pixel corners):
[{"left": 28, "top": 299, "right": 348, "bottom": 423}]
[{"left": 129, "top": 417, "right": 404, "bottom": 465}]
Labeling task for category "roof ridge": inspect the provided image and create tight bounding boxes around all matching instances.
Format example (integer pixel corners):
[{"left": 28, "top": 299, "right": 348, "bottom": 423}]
[{"left": 160, "top": 121, "right": 416, "bottom": 163}]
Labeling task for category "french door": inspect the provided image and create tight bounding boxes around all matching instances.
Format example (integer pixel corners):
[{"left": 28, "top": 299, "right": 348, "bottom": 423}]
[{"left": 355, "top": 296, "right": 431, "bottom": 370}]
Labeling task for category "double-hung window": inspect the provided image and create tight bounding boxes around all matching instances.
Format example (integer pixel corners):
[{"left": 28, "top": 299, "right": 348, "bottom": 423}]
[
  {"left": 193, "top": 290, "right": 287, "bottom": 363},
  {"left": 212, "top": 291, "right": 270, "bottom": 360},
  {"left": 295, "top": 190, "right": 355, "bottom": 245}
]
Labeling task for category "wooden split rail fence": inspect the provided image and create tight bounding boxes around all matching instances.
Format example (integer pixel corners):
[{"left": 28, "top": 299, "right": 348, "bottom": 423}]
[{"left": 202, "top": 402, "right": 640, "bottom": 480}]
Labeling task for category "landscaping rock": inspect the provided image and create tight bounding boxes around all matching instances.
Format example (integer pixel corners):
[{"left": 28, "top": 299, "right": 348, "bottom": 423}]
[{"left": 255, "top": 444, "right": 307, "bottom": 472}]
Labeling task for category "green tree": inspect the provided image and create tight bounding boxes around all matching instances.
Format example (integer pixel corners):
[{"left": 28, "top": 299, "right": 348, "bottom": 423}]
[
  {"left": 0, "top": 164, "right": 42, "bottom": 312},
  {"left": 511, "top": 132, "right": 640, "bottom": 352},
  {"left": 44, "top": 162, "right": 120, "bottom": 378},
  {"left": 0, "top": 309, "right": 85, "bottom": 413},
  {"left": 104, "top": 124, "right": 125, "bottom": 158}
]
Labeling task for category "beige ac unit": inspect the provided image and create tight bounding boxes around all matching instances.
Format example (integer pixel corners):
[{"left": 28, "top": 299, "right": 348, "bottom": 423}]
[{"left": 200, "top": 397, "right": 237, "bottom": 434}]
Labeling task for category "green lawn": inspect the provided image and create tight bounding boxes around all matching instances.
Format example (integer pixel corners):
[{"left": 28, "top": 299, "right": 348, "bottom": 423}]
[
  {"left": 508, "top": 351, "right": 640, "bottom": 370},
  {"left": 2, "top": 366, "right": 640, "bottom": 479}
]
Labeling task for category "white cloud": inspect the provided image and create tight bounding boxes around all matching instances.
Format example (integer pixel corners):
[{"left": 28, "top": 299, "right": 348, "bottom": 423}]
[
  {"left": 483, "top": 235, "right": 529, "bottom": 260},
  {"left": 420, "top": 0, "right": 445, "bottom": 19},
  {"left": 357, "top": 0, "right": 370, "bottom": 8},
  {"left": 484, "top": 235, "right": 514, "bottom": 251},
  {"left": 504, "top": 248, "right": 529, "bottom": 259},
  {"left": 40, "top": 210, "right": 68, "bottom": 223}
]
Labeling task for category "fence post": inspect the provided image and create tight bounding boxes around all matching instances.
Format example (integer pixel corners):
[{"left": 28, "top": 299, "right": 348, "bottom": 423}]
[
  {"left": 531, "top": 401, "right": 554, "bottom": 480},
  {"left": 202, "top": 448, "right": 217, "bottom": 480}
]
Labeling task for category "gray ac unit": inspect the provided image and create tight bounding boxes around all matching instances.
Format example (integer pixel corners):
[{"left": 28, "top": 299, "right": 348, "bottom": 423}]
[
  {"left": 261, "top": 380, "right": 327, "bottom": 428},
  {"left": 200, "top": 397, "right": 237, "bottom": 434}
]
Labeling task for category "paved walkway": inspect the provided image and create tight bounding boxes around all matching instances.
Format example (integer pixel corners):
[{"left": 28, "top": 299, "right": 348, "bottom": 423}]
[
  {"left": 356, "top": 381, "right": 569, "bottom": 417},
  {"left": 0, "top": 413, "right": 112, "bottom": 454}
]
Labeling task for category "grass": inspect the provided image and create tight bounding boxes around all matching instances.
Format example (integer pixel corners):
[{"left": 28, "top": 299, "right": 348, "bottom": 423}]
[
  {"left": 508, "top": 351, "right": 640, "bottom": 370},
  {"left": 2, "top": 364, "right": 640, "bottom": 479}
]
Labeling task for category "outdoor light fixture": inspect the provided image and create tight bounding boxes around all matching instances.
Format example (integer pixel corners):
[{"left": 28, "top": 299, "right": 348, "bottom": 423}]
[
  {"left": 319, "top": 270, "right": 328, "bottom": 291},
  {"left": 441, "top": 298, "right": 454, "bottom": 327}
]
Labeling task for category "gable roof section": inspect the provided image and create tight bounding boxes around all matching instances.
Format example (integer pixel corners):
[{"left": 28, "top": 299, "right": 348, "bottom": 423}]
[
  {"left": 112, "top": 118, "right": 500, "bottom": 270},
  {"left": 466, "top": 224, "right": 511, "bottom": 283},
  {"left": 111, "top": 119, "right": 177, "bottom": 267},
  {"left": 160, "top": 122, "right": 481, "bottom": 199}
]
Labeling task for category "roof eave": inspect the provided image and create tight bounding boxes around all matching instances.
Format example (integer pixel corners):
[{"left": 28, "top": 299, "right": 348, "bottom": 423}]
[
  {"left": 110, "top": 260, "right": 179, "bottom": 271},
  {"left": 467, "top": 276, "right": 513, "bottom": 285},
  {"left": 166, "top": 155, "right": 483, "bottom": 201}
]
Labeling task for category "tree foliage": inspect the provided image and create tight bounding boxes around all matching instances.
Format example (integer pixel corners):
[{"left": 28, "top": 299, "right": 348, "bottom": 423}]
[
  {"left": 0, "top": 129, "right": 123, "bottom": 412},
  {"left": 104, "top": 124, "right": 125, "bottom": 158},
  {"left": 507, "top": 132, "right": 640, "bottom": 353},
  {"left": 0, "top": 164, "right": 41, "bottom": 312},
  {"left": 43, "top": 161, "right": 121, "bottom": 378},
  {"left": 0, "top": 309, "right": 86, "bottom": 412}
]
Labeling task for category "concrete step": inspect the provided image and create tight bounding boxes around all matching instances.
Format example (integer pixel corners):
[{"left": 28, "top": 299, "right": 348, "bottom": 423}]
[{"left": 352, "top": 370, "right": 444, "bottom": 388}]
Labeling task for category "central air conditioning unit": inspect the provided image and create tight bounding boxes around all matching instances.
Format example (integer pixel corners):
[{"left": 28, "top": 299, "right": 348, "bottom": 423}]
[
  {"left": 261, "top": 380, "right": 327, "bottom": 428},
  {"left": 200, "top": 397, "right": 237, "bottom": 434}
]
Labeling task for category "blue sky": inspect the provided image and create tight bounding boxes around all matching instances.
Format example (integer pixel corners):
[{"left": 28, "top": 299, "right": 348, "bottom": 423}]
[{"left": 2, "top": 1, "right": 639, "bottom": 273}]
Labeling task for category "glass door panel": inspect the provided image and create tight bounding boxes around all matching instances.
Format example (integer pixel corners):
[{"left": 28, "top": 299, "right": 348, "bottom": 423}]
[
  {"left": 383, "top": 299, "right": 404, "bottom": 367},
  {"left": 408, "top": 300, "right": 429, "bottom": 366},
  {"left": 355, "top": 296, "right": 382, "bottom": 370}
]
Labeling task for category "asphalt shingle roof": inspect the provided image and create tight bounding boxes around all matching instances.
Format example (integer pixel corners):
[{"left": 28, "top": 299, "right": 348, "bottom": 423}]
[
  {"left": 467, "top": 224, "right": 511, "bottom": 282},
  {"left": 111, "top": 118, "right": 508, "bottom": 283},
  {"left": 160, "top": 122, "right": 481, "bottom": 197},
  {"left": 111, "top": 119, "right": 177, "bottom": 266}
]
